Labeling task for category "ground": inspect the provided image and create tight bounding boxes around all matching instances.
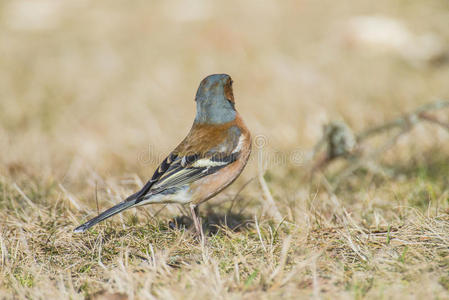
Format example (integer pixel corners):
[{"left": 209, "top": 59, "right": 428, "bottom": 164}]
[{"left": 1, "top": 0, "right": 449, "bottom": 299}]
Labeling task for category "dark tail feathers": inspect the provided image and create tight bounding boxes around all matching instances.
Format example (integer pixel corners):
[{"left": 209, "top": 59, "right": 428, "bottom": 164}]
[{"left": 73, "top": 199, "right": 137, "bottom": 233}]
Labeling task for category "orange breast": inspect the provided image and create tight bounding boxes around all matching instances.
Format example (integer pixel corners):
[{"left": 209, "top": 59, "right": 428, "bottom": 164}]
[{"left": 189, "top": 117, "right": 251, "bottom": 204}]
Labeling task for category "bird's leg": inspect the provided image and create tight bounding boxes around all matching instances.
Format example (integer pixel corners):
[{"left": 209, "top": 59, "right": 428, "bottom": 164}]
[{"left": 190, "top": 204, "right": 204, "bottom": 241}]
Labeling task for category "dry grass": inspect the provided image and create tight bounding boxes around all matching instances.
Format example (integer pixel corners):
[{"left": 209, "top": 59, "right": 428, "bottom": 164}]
[{"left": 1, "top": 0, "right": 449, "bottom": 299}]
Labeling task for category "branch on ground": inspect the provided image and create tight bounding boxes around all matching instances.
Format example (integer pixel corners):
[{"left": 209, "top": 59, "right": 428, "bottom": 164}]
[{"left": 310, "top": 99, "right": 449, "bottom": 188}]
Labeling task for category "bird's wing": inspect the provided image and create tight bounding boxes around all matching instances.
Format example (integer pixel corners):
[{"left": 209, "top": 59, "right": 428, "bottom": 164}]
[
  {"left": 129, "top": 125, "right": 243, "bottom": 203},
  {"left": 133, "top": 151, "right": 240, "bottom": 204},
  {"left": 126, "top": 124, "right": 243, "bottom": 203},
  {"left": 153, "top": 152, "right": 239, "bottom": 189}
]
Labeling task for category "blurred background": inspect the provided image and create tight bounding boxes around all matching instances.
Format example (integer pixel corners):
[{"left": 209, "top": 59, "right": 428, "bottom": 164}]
[
  {"left": 0, "top": 0, "right": 448, "bottom": 204},
  {"left": 2, "top": 2, "right": 449, "bottom": 297}
]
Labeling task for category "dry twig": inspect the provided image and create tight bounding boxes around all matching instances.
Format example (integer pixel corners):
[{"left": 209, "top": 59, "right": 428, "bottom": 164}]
[{"left": 311, "top": 100, "right": 449, "bottom": 187}]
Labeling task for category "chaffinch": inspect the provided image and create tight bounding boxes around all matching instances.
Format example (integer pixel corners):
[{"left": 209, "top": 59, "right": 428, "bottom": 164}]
[{"left": 74, "top": 74, "right": 252, "bottom": 238}]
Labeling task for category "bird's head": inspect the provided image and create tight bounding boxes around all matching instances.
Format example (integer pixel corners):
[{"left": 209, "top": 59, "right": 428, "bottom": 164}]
[{"left": 194, "top": 74, "right": 236, "bottom": 124}]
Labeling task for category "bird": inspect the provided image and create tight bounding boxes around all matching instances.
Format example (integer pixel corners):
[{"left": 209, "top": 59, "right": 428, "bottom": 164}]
[{"left": 74, "top": 74, "right": 252, "bottom": 238}]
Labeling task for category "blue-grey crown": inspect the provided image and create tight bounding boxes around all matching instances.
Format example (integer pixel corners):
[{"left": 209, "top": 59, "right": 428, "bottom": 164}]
[{"left": 194, "top": 74, "right": 236, "bottom": 124}]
